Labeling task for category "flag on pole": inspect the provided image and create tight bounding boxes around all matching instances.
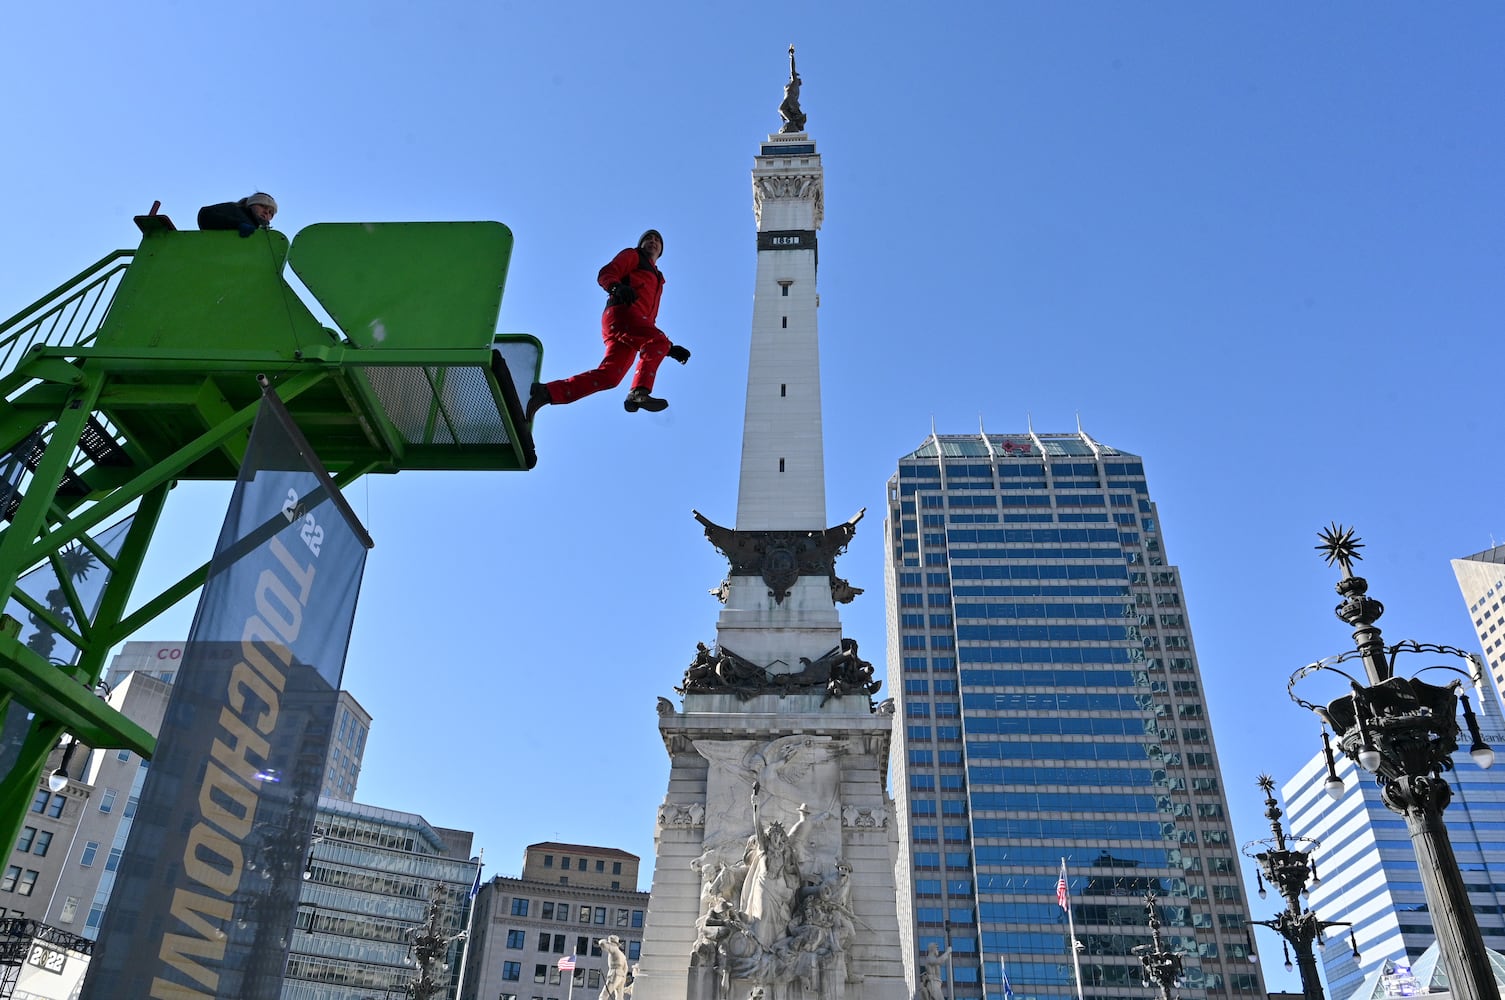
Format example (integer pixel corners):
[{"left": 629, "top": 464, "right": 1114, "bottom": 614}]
[
  {"left": 468, "top": 860, "right": 484, "bottom": 899},
  {"left": 1056, "top": 860, "right": 1069, "bottom": 911},
  {"left": 558, "top": 955, "right": 577, "bottom": 972},
  {"left": 1001, "top": 960, "right": 1015, "bottom": 999}
]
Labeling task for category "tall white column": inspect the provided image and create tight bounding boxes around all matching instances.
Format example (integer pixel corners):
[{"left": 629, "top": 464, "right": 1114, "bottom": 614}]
[{"left": 737, "top": 132, "right": 826, "bottom": 532}]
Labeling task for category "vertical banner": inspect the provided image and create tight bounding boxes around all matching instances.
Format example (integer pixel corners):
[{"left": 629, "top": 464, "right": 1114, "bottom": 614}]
[{"left": 81, "top": 385, "right": 372, "bottom": 1000}]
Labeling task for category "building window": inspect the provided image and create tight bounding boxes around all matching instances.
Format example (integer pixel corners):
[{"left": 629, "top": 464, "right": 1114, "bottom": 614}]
[
  {"left": 510, "top": 898, "right": 529, "bottom": 917},
  {"left": 596, "top": 860, "right": 605, "bottom": 873},
  {"left": 543, "top": 855, "right": 553, "bottom": 868},
  {"left": 99, "top": 789, "right": 117, "bottom": 813},
  {"left": 1, "top": 867, "right": 18, "bottom": 892},
  {"left": 613, "top": 862, "right": 622, "bottom": 875},
  {"left": 15, "top": 828, "right": 36, "bottom": 853},
  {"left": 506, "top": 930, "right": 525, "bottom": 948},
  {"left": 79, "top": 842, "right": 99, "bottom": 868},
  {"left": 542, "top": 902, "right": 554, "bottom": 919},
  {"left": 580, "top": 906, "right": 592, "bottom": 923},
  {"left": 16, "top": 871, "right": 37, "bottom": 896},
  {"left": 538, "top": 932, "right": 551, "bottom": 951},
  {"left": 617, "top": 908, "right": 630, "bottom": 927},
  {"left": 501, "top": 961, "right": 521, "bottom": 981},
  {"left": 632, "top": 910, "right": 644, "bottom": 928},
  {"left": 595, "top": 907, "right": 607, "bottom": 925},
  {"left": 782, "top": 316, "right": 788, "bottom": 328},
  {"left": 59, "top": 896, "right": 78, "bottom": 923},
  {"left": 534, "top": 963, "right": 547, "bottom": 983},
  {"left": 46, "top": 796, "right": 64, "bottom": 819}
]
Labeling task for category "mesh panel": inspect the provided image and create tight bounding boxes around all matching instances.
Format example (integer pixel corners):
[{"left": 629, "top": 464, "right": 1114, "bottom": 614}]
[
  {"left": 361, "top": 367, "right": 437, "bottom": 444},
  {"left": 359, "top": 365, "right": 512, "bottom": 446},
  {"left": 435, "top": 365, "right": 511, "bottom": 445}
]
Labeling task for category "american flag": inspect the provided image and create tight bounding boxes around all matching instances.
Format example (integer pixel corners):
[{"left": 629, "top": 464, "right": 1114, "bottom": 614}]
[
  {"left": 1056, "top": 863, "right": 1069, "bottom": 911},
  {"left": 557, "top": 955, "right": 576, "bottom": 972}
]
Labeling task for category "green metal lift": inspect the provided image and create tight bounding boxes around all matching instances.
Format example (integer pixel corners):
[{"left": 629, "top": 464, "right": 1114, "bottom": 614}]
[{"left": 0, "top": 213, "right": 541, "bottom": 858}]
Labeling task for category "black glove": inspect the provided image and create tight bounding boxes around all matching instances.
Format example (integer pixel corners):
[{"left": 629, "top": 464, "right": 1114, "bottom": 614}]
[
  {"left": 237, "top": 222, "right": 256, "bottom": 238},
  {"left": 607, "top": 282, "right": 637, "bottom": 307}
]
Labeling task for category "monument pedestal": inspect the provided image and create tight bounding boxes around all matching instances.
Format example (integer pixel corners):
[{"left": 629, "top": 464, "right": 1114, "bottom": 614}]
[{"left": 633, "top": 698, "right": 908, "bottom": 1000}]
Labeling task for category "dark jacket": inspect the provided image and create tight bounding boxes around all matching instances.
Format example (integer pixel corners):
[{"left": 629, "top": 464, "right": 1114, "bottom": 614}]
[
  {"left": 598, "top": 248, "right": 665, "bottom": 324},
  {"left": 197, "top": 200, "right": 259, "bottom": 232}
]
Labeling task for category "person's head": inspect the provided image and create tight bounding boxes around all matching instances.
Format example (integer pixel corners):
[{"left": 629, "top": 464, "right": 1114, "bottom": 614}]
[
  {"left": 244, "top": 192, "right": 278, "bottom": 226},
  {"left": 638, "top": 229, "right": 664, "bottom": 261}
]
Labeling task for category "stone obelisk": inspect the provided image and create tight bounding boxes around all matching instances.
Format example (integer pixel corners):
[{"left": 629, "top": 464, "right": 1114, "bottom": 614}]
[{"left": 633, "top": 50, "right": 908, "bottom": 1000}]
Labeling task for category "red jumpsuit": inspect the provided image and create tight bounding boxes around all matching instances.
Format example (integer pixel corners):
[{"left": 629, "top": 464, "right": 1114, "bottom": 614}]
[{"left": 543, "top": 247, "right": 670, "bottom": 404}]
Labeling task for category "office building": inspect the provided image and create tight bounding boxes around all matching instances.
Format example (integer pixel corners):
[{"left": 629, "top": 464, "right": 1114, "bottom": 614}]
[
  {"left": 459, "top": 842, "right": 649, "bottom": 1000},
  {"left": 287, "top": 799, "right": 478, "bottom": 1000},
  {"left": 1453, "top": 544, "right": 1505, "bottom": 702},
  {"left": 886, "top": 430, "right": 1264, "bottom": 998},
  {"left": 103, "top": 639, "right": 371, "bottom": 800}
]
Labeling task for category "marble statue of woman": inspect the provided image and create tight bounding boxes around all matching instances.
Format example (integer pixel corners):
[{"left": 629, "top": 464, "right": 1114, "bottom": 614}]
[{"left": 738, "top": 782, "right": 811, "bottom": 948}]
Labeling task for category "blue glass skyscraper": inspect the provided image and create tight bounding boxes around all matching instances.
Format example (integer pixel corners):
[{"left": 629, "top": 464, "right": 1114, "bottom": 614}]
[{"left": 887, "top": 430, "right": 1264, "bottom": 1000}]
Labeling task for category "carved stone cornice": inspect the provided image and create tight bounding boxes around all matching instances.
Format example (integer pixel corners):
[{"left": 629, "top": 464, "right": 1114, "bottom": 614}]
[
  {"left": 693, "top": 509, "right": 862, "bottom": 604},
  {"left": 752, "top": 173, "right": 824, "bottom": 230}
]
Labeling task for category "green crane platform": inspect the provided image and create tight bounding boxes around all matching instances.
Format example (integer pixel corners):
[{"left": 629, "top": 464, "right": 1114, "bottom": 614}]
[{"left": 0, "top": 214, "right": 541, "bottom": 857}]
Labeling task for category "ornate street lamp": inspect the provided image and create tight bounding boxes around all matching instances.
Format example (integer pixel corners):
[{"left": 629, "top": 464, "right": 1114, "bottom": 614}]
[
  {"left": 398, "top": 884, "right": 466, "bottom": 1000},
  {"left": 1287, "top": 525, "right": 1499, "bottom": 1000},
  {"left": 1241, "top": 775, "right": 1356, "bottom": 1000},
  {"left": 1132, "top": 890, "right": 1183, "bottom": 1000}
]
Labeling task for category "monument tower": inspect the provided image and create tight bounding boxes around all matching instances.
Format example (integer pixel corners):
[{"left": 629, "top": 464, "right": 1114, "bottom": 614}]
[{"left": 633, "top": 51, "right": 909, "bottom": 1000}]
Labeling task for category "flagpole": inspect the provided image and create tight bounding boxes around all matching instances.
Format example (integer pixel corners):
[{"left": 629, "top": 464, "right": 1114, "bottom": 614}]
[
  {"left": 1062, "top": 858, "right": 1085, "bottom": 1000},
  {"left": 453, "top": 848, "right": 484, "bottom": 1000}
]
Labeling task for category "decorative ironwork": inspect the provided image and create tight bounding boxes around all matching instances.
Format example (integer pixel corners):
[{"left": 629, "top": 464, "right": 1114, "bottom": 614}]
[
  {"left": 398, "top": 884, "right": 466, "bottom": 1000},
  {"left": 1287, "top": 525, "right": 1499, "bottom": 1000},
  {"left": 1240, "top": 776, "right": 1353, "bottom": 1000},
  {"left": 1132, "top": 891, "right": 1183, "bottom": 1000},
  {"left": 693, "top": 509, "right": 863, "bottom": 605}
]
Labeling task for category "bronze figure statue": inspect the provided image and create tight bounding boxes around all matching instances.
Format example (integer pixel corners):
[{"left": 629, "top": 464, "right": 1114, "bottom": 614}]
[{"left": 779, "top": 45, "right": 807, "bottom": 133}]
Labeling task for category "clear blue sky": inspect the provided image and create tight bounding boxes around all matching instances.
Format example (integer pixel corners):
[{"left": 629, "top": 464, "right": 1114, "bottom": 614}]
[{"left": 7, "top": 3, "right": 1503, "bottom": 990}]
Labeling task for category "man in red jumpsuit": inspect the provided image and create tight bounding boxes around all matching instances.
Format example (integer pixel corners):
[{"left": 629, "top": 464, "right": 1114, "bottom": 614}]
[{"left": 526, "top": 229, "right": 690, "bottom": 420}]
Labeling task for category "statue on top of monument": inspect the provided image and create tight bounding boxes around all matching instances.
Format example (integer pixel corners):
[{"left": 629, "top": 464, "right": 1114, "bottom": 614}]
[{"left": 779, "top": 44, "right": 807, "bottom": 133}]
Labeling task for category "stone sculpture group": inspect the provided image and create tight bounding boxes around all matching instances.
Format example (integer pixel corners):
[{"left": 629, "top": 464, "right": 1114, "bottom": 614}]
[
  {"left": 689, "top": 784, "right": 855, "bottom": 1000},
  {"left": 681, "top": 735, "right": 872, "bottom": 1000}
]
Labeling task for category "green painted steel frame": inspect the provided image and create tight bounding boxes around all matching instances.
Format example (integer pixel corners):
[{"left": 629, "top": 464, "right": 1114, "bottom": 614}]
[{"left": 0, "top": 221, "right": 541, "bottom": 860}]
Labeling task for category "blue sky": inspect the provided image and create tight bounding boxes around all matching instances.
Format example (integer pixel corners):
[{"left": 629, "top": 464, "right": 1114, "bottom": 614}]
[{"left": 6, "top": 2, "right": 1504, "bottom": 991}]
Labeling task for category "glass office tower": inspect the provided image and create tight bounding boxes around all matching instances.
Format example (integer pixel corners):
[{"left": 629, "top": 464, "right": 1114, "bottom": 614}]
[{"left": 886, "top": 431, "right": 1263, "bottom": 1000}]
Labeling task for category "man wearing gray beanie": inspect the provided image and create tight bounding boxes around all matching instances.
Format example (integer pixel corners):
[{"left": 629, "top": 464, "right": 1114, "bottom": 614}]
[
  {"left": 526, "top": 229, "right": 692, "bottom": 420},
  {"left": 197, "top": 192, "right": 278, "bottom": 237}
]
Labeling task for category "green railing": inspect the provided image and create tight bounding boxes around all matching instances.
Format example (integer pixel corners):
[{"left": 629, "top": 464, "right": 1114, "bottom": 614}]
[{"left": 0, "top": 251, "right": 133, "bottom": 378}]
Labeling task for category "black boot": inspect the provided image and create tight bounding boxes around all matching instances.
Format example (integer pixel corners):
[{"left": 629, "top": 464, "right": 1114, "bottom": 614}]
[
  {"left": 667, "top": 344, "right": 691, "bottom": 364},
  {"left": 525, "top": 383, "right": 550, "bottom": 421},
  {"left": 624, "top": 387, "right": 668, "bottom": 413}
]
